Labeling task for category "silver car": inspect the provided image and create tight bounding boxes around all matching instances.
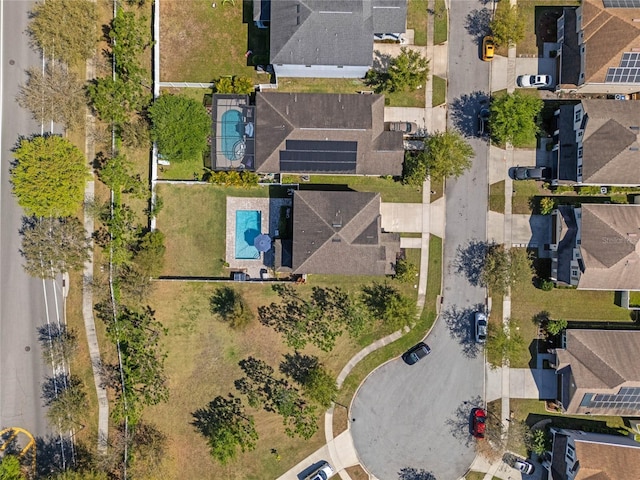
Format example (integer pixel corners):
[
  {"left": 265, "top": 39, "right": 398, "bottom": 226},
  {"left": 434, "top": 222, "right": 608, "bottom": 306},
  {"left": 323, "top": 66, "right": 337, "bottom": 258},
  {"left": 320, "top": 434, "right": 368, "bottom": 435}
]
[
  {"left": 305, "top": 462, "right": 334, "bottom": 480},
  {"left": 475, "top": 312, "right": 487, "bottom": 343}
]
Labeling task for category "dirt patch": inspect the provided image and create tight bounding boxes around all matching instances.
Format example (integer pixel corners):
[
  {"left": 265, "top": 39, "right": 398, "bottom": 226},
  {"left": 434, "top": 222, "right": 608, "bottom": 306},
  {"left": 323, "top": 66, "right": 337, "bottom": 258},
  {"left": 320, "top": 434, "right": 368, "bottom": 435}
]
[
  {"left": 332, "top": 405, "right": 349, "bottom": 437},
  {"left": 346, "top": 465, "right": 370, "bottom": 480}
]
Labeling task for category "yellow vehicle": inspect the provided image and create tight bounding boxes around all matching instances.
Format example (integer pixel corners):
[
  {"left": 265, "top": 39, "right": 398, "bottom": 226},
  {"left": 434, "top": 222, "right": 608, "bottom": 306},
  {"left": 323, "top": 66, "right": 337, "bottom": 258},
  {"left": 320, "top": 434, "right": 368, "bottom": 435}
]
[{"left": 482, "top": 36, "right": 495, "bottom": 62}]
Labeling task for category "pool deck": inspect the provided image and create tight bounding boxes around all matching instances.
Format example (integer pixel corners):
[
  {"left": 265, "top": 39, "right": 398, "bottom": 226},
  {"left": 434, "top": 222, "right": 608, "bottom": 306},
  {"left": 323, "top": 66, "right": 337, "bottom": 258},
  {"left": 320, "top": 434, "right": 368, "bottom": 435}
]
[{"left": 226, "top": 196, "right": 292, "bottom": 278}]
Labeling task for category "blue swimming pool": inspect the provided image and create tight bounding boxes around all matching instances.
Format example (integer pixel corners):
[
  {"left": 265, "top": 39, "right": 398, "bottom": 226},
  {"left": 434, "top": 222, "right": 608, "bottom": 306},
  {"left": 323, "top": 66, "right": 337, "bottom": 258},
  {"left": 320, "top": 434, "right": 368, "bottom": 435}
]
[
  {"left": 235, "top": 210, "right": 261, "bottom": 259},
  {"left": 221, "top": 109, "right": 244, "bottom": 161}
]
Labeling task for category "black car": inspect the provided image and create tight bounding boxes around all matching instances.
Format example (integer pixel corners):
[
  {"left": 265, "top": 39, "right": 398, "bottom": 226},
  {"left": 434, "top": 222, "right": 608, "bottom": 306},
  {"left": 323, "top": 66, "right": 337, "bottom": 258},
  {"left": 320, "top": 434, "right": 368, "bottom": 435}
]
[
  {"left": 514, "top": 166, "right": 549, "bottom": 181},
  {"left": 402, "top": 342, "right": 431, "bottom": 365},
  {"left": 478, "top": 108, "right": 490, "bottom": 136}
]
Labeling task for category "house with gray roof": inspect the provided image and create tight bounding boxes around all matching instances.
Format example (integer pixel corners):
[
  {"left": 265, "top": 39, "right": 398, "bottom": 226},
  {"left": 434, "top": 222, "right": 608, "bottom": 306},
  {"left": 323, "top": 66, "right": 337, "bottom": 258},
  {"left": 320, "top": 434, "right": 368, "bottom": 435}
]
[
  {"left": 543, "top": 428, "right": 640, "bottom": 480},
  {"left": 552, "top": 329, "right": 640, "bottom": 415},
  {"left": 276, "top": 190, "right": 400, "bottom": 276},
  {"left": 556, "top": 0, "right": 640, "bottom": 93},
  {"left": 550, "top": 203, "right": 640, "bottom": 290},
  {"left": 251, "top": 92, "right": 404, "bottom": 175},
  {"left": 553, "top": 99, "right": 640, "bottom": 186},
  {"left": 269, "top": 0, "right": 406, "bottom": 78}
]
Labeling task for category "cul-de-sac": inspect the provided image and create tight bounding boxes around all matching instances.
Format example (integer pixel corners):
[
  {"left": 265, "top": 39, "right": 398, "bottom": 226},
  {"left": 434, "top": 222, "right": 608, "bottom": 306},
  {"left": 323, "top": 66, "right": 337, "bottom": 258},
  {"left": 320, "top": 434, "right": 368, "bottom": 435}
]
[{"left": 2, "top": 0, "right": 640, "bottom": 479}]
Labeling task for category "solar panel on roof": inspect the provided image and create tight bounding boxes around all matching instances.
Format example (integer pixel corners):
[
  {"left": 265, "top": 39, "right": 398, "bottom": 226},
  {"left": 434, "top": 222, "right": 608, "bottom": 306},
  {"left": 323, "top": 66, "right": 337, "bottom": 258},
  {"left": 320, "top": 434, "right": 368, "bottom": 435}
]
[
  {"left": 605, "top": 67, "right": 640, "bottom": 83},
  {"left": 286, "top": 140, "right": 357, "bottom": 152},
  {"left": 280, "top": 139, "right": 358, "bottom": 172},
  {"left": 603, "top": 0, "right": 640, "bottom": 7}
]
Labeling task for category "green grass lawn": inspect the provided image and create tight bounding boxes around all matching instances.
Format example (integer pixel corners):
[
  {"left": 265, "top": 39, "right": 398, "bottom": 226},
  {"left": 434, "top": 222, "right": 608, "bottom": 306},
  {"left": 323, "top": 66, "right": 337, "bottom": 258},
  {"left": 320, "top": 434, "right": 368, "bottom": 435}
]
[
  {"left": 281, "top": 174, "right": 423, "bottom": 203},
  {"left": 489, "top": 181, "right": 505, "bottom": 213},
  {"left": 160, "top": 0, "right": 264, "bottom": 83},
  {"left": 512, "top": 180, "right": 543, "bottom": 214},
  {"left": 276, "top": 77, "right": 425, "bottom": 108},
  {"left": 516, "top": 1, "right": 538, "bottom": 57},
  {"left": 336, "top": 236, "right": 442, "bottom": 407},
  {"left": 434, "top": 0, "right": 448, "bottom": 45},
  {"left": 510, "top": 273, "right": 633, "bottom": 368},
  {"left": 408, "top": 0, "right": 428, "bottom": 46},
  {"left": 155, "top": 184, "right": 270, "bottom": 277},
  {"left": 432, "top": 75, "right": 446, "bottom": 107},
  {"left": 143, "top": 234, "right": 439, "bottom": 479}
]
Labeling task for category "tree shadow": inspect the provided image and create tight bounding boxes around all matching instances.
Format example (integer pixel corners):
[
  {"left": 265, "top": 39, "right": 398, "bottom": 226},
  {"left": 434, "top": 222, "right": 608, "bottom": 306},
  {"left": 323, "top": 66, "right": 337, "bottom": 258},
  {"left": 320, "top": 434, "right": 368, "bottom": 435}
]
[
  {"left": 279, "top": 352, "right": 319, "bottom": 384},
  {"left": 35, "top": 435, "right": 73, "bottom": 478},
  {"left": 450, "top": 91, "right": 491, "bottom": 137},
  {"left": 372, "top": 50, "right": 394, "bottom": 72},
  {"left": 444, "top": 396, "right": 483, "bottom": 446},
  {"left": 464, "top": 8, "right": 492, "bottom": 43},
  {"left": 452, "top": 239, "right": 490, "bottom": 286},
  {"left": 398, "top": 467, "right": 437, "bottom": 480},
  {"left": 41, "top": 373, "right": 72, "bottom": 407},
  {"left": 441, "top": 304, "right": 483, "bottom": 358}
]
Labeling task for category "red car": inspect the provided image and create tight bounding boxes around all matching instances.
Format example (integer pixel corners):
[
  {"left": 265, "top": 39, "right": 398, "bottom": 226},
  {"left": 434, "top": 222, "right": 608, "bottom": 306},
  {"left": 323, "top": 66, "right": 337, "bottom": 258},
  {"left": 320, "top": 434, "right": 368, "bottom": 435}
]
[{"left": 472, "top": 408, "right": 486, "bottom": 438}]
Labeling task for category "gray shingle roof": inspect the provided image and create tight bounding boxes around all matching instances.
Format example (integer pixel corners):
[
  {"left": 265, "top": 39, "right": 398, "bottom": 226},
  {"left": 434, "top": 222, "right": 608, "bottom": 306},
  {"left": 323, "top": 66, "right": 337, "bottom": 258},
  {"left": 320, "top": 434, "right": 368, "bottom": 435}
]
[
  {"left": 270, "top": 0, "right": 406, "bottom": 68},
  {"left": 558, "top": 100, "right": 640, "bottom": 185},
  {"left": 578, "top": 204, "right": 640, "bottom": 290},
  {"left": 291, "top": 190, "right": 400, "bottom": 275},
  {"left": 254, "top": 92, "right": 404, "bottom": 175}
]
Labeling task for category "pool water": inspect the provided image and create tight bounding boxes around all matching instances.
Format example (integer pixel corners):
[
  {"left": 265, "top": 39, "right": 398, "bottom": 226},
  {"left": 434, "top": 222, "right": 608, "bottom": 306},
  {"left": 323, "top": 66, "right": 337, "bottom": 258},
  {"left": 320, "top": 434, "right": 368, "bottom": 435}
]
[
  {"left": 222, "top": 109, "right": 244, "bottom": 161},
  {"left": 235, "top": 210, "right": 261, "bottom": 259}
]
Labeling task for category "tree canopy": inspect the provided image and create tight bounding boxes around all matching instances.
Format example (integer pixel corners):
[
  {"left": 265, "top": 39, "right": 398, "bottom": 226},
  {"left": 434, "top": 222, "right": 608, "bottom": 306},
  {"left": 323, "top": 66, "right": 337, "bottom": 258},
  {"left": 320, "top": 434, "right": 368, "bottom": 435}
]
[
  {"left": 361, "top": 282, "right": 417, "bottom": 329},
  {"left": 486, "top": 318, "right": 525, "bottom": 367},
  {"left": 0, "top": 455, "right": 25, "bottom": 480},
  {"left": 403, "top": 131, "right": 474, "bottom": 185},
  {"left": 490, "top": 3, "right": 525, "bottom": 47},
  {"left": 148, "top": 94, "right": 211, "bottom": 162},
  {"left": 481, "top": 244, "right": 533, "bottom": 295},
  {"left": 490, "top": 91, "right": 543, "bottom": 146},
  {"left": 17, "top": 64, "right": 86, "bottom": 130},
  {"left": 20, "top": 216, "right": 90, "bottom": 279},
  {"left": 210, "top": 286, "right": 254, "bottom": 329},
  {"left": 28, "top": 0, "right": 97, "bottom": 65},
  {"left": 11, "top": 135, "right": 88, "bottom": 217},
  {"left": 191, "top": 395, "right": 258, "bottom": 464},
  {"left": 366, "top": 47, "right": 429, "bottom": 93}
]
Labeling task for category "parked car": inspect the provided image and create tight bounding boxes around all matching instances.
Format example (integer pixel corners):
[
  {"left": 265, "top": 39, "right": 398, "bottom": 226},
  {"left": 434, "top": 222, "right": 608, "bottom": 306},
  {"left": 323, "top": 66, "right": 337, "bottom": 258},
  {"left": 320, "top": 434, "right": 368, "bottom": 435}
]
[
  {"left": 472, "top": 408, "right": 486, "bottom": 438},
  {"left": 387, "top": 121, "right": 418, "bottom": 134},
  {"left": 304, "top": 461, "right": 334, "bottom": 480},
  {"left": 514, "top": 459, "right": 535, "bottom": 475},
  {"left": 475, "top": 312, "right": 487, "bottom": 343},
  {"left": 514, "top": 166, "right": 549, "bottom": 181},
  {"left": 517, "top": 74, "right": 553, "bottom": 88},
  {"left": 402, "top": 342, "right": 431, "bottom": 365},
  {"left": 478, "top": 107, "right": 490, "bottom": 136},
  {"left": 374, "top": 33, "right": 407, "bottom": 44},
  {"left": 482, "top": 36, "right": 495, "bottom": 62}
]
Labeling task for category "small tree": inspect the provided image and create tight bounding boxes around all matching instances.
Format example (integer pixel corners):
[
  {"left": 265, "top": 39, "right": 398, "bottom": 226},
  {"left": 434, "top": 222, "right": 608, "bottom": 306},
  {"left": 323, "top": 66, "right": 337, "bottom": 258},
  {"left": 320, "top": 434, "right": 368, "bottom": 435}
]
[
  {"left": 539, "top": 197, "right": 556, "bottom": 215},
  {"left": 490, "top": 91, "right": 543, "bottom": 147},
  {"left": 28, "top": 0, "right": 97, "bottom": 65},
  {"left": 17, "top": 64, "right": 86, "bottom": 130},
  {"left": 546, "top": 318, "right": 568, "bottom": 336},
  {"left": 46, "top": 376, "right": 88, "bottom": 431},
  {"left": 191, "top": 395, "right": 258, "bottom": 464},
  {"left": 361, "top": 282, "right": 417, "bottom": 330},
  {"left": 424, "top": 131, "right": 474, "bottom": 180},
  {"left": 20, "top": 216, "right": 90, "bottom": 279},
  {"left": 0, "top": 455, "right": 25, "bottom": 480},
  {"left": 366, "top": 47, "right": 429, "bottom": 93},
  {"left": 528, "top": 428, "right": 550, "bottom": 455},
  {"left": 402, "top": 151, "right": 428, "bottom": 186},
  {"left": 490, "top": 3, "right": 525, "bottom": 47},
  {"left": 210, "top": 286, "right": 254, "bottom": 329},
  {"left": 394, "top": 257, "right": 419, "bottom": 283},
  {"left": 11, "top": 135, "right": 88, "bottom": 218},
  {"left": 486, "top": 318, "right": 525, "bottom": 367},
  {"left": 87, "top": 76, "right": 149, "bottom": 125},
  {"left": 148, "top": 94, "right": 211, "bottom": 162},
  {"left": 302, "top": 366, "right": 338, "bottom": 408},
  {"left": 481, "top": 244, "right": 511, "bottom": 295}
]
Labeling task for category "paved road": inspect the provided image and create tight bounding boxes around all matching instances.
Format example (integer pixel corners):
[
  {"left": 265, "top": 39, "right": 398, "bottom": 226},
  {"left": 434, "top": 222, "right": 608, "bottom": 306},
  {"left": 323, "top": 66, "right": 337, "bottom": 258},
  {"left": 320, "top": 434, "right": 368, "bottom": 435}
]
[
  {"left": 1, "top": 0, "right": 57, "bottom": 451},
  {"left": 351, "top": 1, "right": 491, "bottom": 479}
]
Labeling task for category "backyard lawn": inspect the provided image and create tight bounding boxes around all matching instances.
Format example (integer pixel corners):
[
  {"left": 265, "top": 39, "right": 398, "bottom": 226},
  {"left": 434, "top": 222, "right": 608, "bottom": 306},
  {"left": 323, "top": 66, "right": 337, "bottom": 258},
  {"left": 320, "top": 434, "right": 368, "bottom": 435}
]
[
  {"left": 281, "top": 174, "right": 423, "bottom": 203},
  {"left": 156, "top": 184, "right": 270, "bottom": 277},
  {"left": 160, "top": 0, "right": 265, "bottom": 83},
  {"left": 276, "top": 77, "right": 426, "bottom": 108}
]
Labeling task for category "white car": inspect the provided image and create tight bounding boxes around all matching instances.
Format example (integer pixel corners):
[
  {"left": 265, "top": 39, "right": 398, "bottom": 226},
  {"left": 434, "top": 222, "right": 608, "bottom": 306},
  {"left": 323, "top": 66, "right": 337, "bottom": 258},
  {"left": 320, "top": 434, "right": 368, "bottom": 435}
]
[
  {"left": 517, "top": 74, "right": 553, "bottom": 88},
  {"left": 514, "top": 459, "right": 535, "bottom": 475},
  {"left": 305, "top": 461, "right": 334, "bottom": 480},
  {"left": 475, "top": 312, "right": 487, "bottom": 343}
]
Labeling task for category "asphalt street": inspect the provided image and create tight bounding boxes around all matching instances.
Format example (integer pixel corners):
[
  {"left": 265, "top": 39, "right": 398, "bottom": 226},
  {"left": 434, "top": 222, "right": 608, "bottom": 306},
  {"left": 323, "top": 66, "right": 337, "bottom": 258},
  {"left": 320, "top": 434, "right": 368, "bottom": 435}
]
[
  {"left": 1, "top": 0, "right": 56, "bottom": 449},
  {"left": 351, "top": 1, "right": 491, "bottom": 478}
]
